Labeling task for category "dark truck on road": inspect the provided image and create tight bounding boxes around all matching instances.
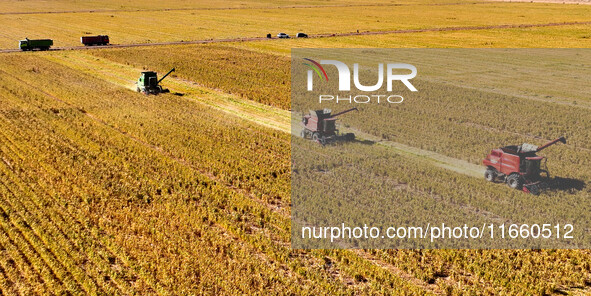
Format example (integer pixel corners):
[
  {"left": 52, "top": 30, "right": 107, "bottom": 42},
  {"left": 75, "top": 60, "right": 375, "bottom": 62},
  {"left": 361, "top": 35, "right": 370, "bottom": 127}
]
[
  {"left": 19, "top": 38, "right": 53, "bottom": 51},
  {"left": 81, "top": 35, "right": 109, "bottom": 46}
]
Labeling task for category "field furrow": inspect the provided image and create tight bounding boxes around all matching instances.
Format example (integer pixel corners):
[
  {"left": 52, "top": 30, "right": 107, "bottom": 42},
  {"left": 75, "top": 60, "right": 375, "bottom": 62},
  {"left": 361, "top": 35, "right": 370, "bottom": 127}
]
[
  {"left": 0, "top": 200, "right": 65, "bottom": 294},
  {"left": 0, "top": 152, "right": 125, "bottom": 294},
  {"left": 0, "top": 230, "right": 45, "bottom": 296},
  {"left": 0, "top": 258, "right": 20, "bottom": 296},
  {"left": 0, "top": 177, "right": 89, "bottom": 294}
]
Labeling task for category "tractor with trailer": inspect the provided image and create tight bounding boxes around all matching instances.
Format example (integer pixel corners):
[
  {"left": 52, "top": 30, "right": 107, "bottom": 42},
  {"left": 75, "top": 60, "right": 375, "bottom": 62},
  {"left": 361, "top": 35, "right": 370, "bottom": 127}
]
[
  {"left": 482, "top": 136, "right": 566, "bottom": 195},
  {"left": 301, "top": 107, "right": 358, "bottom": 145},
  {"left": 19, "top": 38, "right": 53, "bottom": 51},
  {"left": 136, "top": 68, "right": 175, "bottom": 95}
]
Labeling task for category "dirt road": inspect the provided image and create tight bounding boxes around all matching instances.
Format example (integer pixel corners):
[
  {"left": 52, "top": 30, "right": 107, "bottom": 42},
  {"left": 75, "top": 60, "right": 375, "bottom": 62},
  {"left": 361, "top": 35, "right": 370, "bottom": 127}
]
[{"left": 2, "top": 20, "right": 590, "bottom": 53}]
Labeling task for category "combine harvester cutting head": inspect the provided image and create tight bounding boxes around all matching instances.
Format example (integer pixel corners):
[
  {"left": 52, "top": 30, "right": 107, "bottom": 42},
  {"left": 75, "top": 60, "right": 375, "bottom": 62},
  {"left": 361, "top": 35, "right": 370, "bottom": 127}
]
[
  {"left": 483, "top": 136, "right": 566, "bottom": 195},
  {"left": 300, "top": 107, "right": 358, "bottom": 145}
]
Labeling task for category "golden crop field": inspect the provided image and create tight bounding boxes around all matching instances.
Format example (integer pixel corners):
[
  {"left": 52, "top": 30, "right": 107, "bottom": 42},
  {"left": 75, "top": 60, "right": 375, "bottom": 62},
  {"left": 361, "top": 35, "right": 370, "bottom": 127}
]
[
  {"left": 230, "top": 24, "right": 591, "bottom": 54},
  {"left": 1, "top": 0, "right": 591, "bottom": 295},
  {"left": 0, "top": 0, "right": 460, "bottom": 13},
  {"left": 0, "top": 2, "right": 590, "bottom": 48}
]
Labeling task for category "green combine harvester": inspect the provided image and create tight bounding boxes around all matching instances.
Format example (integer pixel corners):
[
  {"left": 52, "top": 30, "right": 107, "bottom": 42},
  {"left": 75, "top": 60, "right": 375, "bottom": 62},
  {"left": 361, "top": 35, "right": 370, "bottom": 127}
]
[
  {"left": 136, "top": 68, "right": 175, "bottom": 95},
  {"left": 19, "top": 38, "right": 53, "bottom": 51}
]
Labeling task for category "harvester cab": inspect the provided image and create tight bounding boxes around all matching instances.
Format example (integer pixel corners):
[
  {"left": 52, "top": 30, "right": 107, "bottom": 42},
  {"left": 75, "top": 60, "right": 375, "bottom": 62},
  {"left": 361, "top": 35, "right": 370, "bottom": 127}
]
[
  {"left": 137, "top": 68, "right": 175, "bottom": 95},
  {"left": 301, "top": 107, "right": 358, "bottom": 145},
  {"left": 483, "top": 136, "right": 566, "bottom": 195}
]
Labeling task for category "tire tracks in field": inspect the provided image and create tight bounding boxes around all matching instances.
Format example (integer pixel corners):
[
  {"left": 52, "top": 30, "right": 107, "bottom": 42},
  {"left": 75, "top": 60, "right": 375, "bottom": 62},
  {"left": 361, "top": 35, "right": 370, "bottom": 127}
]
[
  {"left": 346, "top": 127, "right": 484, "bottom": 177},
  {"left": 1, "top": 20, "right": 590, "bottom": 53},
  {"left": 291, "top": 118, "right": 484, "bottom": 178}
]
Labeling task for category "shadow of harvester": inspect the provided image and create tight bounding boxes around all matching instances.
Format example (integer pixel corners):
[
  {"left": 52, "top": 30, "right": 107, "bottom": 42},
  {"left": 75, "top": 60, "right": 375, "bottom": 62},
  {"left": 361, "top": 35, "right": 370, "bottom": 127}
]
[
  {"left": 352, "top": 139, "right": 375, "bottom": 146},
  {"left": 547, "top": 177, "right": 586, "bottom": 194}
]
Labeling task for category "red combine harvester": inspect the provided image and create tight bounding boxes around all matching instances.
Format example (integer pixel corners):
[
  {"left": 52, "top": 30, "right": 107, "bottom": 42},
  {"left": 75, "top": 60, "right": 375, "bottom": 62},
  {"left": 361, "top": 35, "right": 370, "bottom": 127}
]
[
  {"left": 301, "top": 107, "right": 358, "bottom": 145},
  {"left": 81, "top": 35, "right": 109, "bottom": 46},
  {"left": 483, "top": 136, "right": 566, "bottom": 195}
]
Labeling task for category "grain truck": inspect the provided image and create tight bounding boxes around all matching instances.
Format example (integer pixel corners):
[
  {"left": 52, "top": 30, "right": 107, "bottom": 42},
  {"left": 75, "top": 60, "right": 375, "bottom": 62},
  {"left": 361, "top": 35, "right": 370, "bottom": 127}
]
[
  {"left": 81, "top": 35, "right": 110, "bottom": 46},
  {"left": 19, "top": 38, "right": 53, "bottom": 51}
]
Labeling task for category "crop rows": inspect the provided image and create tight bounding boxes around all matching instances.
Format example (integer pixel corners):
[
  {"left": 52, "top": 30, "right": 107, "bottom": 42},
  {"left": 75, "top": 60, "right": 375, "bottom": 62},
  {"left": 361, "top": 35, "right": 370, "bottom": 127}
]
[
  {"left": 1, "top": 36, "right": 590, "bottom": 295},
  {"left": 0, "top": 54, "right": 432, "bottom": 294},
  {"left": 69, "top": 47, "right": 591, "bottom": 293},
  {"left": 0, "top": 57, "right": 303, "bottom": 294},
  {"left": 32, "top": 46, "right": 591, "bottom": 294}
]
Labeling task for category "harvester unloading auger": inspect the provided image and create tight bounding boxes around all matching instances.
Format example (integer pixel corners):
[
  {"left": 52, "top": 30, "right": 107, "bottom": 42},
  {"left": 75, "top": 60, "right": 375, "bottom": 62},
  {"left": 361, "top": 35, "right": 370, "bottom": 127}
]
[
  {"left": 300, "top": 107, "right": 358, "bottom": 145},
  {"left": 483, "top": 136, "right": 566, "bottom": 195},
  {"left": 136, "top": 68, "right": 175, "bottom": 95}
]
